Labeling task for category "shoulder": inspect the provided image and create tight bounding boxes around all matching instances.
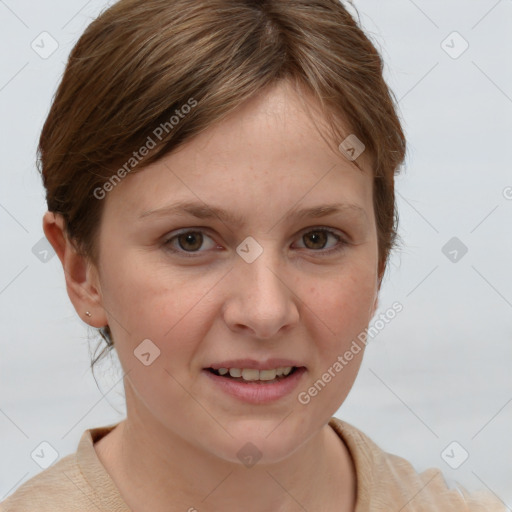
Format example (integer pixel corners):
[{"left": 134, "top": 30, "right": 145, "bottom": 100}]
[
  {"left": 328, "top": 417, "right": 507, "bottom": 511},
  {"left": 0, "top": 452, "right": 85, "bottom": 511},
  {"left": 0, "top": 423, "right": 126, "bottom": 512}
]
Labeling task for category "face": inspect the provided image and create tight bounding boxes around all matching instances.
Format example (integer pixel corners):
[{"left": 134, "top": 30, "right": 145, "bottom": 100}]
[{"left": 91, "top": 80, "right": 379, "bottom": 464}]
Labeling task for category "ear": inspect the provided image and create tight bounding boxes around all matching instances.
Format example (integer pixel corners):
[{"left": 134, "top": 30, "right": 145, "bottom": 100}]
[{"left": 42, "top": 211, "right": 108, "bottom": 328}]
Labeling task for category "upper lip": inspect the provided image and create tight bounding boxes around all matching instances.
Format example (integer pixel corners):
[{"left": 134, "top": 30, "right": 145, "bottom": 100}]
[{"left": 206, "top": 358, "right": 304, "bottom": 370}]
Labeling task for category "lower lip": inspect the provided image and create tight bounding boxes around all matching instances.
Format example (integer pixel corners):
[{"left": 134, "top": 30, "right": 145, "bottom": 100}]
[{"left": 203, "top": 367, "right": 307, "bottom": 404}]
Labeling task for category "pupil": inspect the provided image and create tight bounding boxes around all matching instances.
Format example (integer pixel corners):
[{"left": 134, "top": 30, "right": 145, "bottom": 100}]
[
  {"left": 305, "top": 231, "right": 327, "bottom": 249},
  {"left": 179, "top": 232, "right": 203, "bottom": 251}
]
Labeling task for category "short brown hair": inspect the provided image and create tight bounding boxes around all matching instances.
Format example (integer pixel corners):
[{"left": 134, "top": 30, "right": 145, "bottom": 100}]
[{"left": 38, "top": 0, "right": 406, "bottom": 371}]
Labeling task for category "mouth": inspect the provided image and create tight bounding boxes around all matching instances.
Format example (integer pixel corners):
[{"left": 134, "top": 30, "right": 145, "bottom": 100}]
[
  {"left": 203, "top": 364, "right": 307, "bottom": 404},
  {"left": 206, "top": 366, "right": 301, "bottom": 383}
]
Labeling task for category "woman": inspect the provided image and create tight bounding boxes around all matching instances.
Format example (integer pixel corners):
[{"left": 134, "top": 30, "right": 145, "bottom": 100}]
[{"left": 1, "top": 0, "right": 506, "bottom": 510}]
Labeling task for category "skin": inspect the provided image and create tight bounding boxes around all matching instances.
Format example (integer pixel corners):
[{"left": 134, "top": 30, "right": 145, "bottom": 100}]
[{"left": 44, "top": 79, "right": 381, "bottom": 512}]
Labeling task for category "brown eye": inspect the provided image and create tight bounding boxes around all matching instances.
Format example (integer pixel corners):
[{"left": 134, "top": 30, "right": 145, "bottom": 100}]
[
  {"left": 302, "top": 230, "right": 329, "bottom": 250},
  {"left": 164, "top": 230, "right": 217, "bottom": 256},
  {"left": 176, "top": 231, "right": 203, "bottom": 251},
  {"left": 294, "top": 228, "right": 347, "bottom": 256}
]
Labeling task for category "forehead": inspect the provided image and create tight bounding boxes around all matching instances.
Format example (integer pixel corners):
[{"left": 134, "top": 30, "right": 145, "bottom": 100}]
[{"left": 104, "top": 81, "right": 374, "bottom": 223}]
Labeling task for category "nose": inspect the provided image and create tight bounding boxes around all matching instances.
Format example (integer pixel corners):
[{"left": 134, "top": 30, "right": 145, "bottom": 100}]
[{"left": 221, "top": 247, "right": 300, "bottom": 339}]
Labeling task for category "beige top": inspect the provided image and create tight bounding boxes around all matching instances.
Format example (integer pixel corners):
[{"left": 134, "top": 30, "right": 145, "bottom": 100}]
[{"left": 0, "top": 417, "right": 506, "bottom": 511}]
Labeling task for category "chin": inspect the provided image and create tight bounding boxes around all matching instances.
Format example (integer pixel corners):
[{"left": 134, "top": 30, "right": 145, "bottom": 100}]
[{"left": 212, "top": 422, "right": 310, "bottom": 466}]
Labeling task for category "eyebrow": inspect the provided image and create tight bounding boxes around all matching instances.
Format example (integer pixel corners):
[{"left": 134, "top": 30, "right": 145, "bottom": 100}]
[{"left": 138, "top": 200, "right": 368, "bottom": 227}]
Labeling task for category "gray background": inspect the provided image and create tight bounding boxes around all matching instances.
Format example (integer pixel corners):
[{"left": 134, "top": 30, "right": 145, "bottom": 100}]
[{"left": 1, "top": 0, "right": 511, "bottom": 506}]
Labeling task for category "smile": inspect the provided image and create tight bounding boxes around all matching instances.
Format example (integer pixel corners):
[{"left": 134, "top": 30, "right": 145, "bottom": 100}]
[
  {"left": 207, "top": 366, "right": 297, "bottom": 382},
  {"left": 203, "top": 366, "right": 307, "bottom": 404}
]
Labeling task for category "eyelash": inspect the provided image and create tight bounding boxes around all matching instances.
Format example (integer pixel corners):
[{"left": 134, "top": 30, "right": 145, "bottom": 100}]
[{"left": 162, "top": 227, "right": 349, "bottom": 258}]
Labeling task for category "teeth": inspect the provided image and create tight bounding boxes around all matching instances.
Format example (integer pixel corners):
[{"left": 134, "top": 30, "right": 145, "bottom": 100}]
[
  {"left": 241, "top": 369, "right": 259, "bottom": 381},
  {"left": 217, "top": 367, "right": 294, "bottom": 381},
  {"left": 259, "top": 369, "right": 277, "bottom": 380}
]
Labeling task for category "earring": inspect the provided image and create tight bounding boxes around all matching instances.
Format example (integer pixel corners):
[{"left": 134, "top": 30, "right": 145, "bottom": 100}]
[{"left": 85, "top": 311, "right": 92, "bottom": 317}]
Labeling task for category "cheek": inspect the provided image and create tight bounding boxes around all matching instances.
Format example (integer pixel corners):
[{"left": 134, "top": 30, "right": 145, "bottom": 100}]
[
  {"left": 100, "top": 253, "right": 183, "bottom": 327},
  {"left": 99, "top": 258, "right": 219, "bottom": 366},
  {"left": 303, "top": 264, "right": 377, "bottom": 346},
  {"left": 297, "top": 268, "right": 375, "bottom": 412}
]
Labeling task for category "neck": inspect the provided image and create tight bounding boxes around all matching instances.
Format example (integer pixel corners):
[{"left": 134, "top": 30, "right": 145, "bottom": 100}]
[{"left": 94, "top": 383, "right": 356, "bottom": 512}]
